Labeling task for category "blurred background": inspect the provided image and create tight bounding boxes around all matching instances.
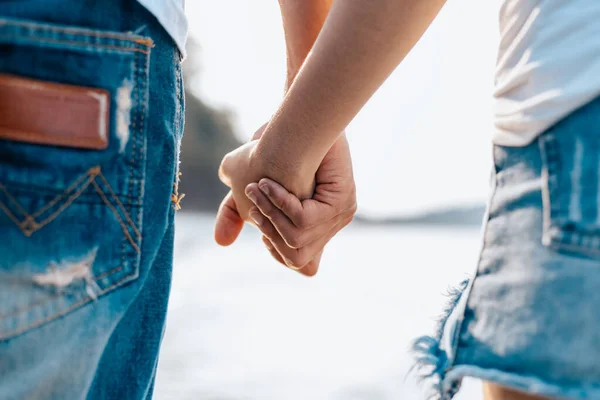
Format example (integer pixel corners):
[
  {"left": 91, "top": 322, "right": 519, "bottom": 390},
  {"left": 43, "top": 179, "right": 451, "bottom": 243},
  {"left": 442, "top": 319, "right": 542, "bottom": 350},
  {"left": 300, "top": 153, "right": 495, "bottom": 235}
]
[{"left": 155, "top": 1, "right": 499, "bottom": 399}]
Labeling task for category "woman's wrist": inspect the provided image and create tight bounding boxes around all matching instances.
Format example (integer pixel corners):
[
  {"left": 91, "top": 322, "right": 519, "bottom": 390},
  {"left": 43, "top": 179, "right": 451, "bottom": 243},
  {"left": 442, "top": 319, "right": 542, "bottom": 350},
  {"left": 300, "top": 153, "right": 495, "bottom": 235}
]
[{"left": 251, "top": 128, "right": 321, "bottom": 199}]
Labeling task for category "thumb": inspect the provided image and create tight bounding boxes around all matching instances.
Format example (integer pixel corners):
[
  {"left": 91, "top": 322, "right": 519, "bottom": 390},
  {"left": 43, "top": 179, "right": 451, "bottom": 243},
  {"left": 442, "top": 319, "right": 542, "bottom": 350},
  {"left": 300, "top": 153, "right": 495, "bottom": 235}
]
[{"left": 214, "top": 191, "right": 244, "bottom": 246}]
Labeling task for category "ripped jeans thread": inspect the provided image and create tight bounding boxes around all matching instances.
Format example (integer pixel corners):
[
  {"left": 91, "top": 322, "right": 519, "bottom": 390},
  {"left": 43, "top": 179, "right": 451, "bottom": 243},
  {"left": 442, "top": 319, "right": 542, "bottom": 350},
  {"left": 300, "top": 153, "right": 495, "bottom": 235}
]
[{"left": 411, "top": 279, "right": 470, "bottom": 399}]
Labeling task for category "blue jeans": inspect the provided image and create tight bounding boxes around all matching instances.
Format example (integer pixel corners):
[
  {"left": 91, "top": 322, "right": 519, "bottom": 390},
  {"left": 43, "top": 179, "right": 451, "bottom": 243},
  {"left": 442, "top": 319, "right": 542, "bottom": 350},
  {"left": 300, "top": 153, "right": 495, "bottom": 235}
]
[
  {"left": 414, "top": 96, "right": 600, "bottom": 399},
  {"left": 0, "top": 1, "right": 183, "bottom": 399}
]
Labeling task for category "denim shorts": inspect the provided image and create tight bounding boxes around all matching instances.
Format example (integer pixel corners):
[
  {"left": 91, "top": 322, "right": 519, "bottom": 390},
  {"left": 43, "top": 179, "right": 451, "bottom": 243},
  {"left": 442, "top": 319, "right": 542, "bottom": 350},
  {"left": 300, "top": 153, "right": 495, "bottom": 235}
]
[
  {"left": 414, "top": 95, "right": 600, "bottom": 399},
  {"left": 0, "top": 1, "right": 183, "bottom": 399}
]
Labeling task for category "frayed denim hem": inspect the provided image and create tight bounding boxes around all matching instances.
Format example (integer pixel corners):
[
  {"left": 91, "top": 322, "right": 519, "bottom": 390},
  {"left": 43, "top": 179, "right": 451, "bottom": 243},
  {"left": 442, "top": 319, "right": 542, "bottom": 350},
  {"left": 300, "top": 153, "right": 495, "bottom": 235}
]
[
  {"left": 411, "top": 279, "right": 470, "bottom": 400},
  {"left": 411, "top": 276, "right": 600, "bottom": 400}
]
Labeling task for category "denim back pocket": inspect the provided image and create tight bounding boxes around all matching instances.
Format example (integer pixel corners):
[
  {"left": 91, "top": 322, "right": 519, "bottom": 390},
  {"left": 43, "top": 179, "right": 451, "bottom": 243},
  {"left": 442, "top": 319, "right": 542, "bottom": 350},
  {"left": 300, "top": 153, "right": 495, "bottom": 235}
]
[
  {"left": 539, "top": 98, "right": 600, "bottom": 257},
  {"left": 0, "top": 17, "right": 151, "bottom": 340}
]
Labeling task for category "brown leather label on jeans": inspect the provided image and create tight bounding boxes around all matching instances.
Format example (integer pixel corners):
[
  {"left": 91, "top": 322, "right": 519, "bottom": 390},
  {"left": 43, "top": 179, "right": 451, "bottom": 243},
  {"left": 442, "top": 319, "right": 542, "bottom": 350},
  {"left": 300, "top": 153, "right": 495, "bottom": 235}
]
[{"left": 0, "top": 74, "right": 110, "bottom": 150}]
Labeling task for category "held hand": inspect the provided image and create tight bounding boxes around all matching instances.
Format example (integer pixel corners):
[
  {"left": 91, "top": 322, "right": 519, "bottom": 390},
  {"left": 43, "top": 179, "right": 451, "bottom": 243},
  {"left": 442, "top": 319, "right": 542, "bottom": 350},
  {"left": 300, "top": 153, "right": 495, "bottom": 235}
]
[
  {"left": 245, "top": 133, "right": 356, "bottom": 275},
  {"left": 214, "top": 166, "right": 325, "bottom": 277},
  {"left": 213, "top": 191, "right": 244, "bottom": 247}
]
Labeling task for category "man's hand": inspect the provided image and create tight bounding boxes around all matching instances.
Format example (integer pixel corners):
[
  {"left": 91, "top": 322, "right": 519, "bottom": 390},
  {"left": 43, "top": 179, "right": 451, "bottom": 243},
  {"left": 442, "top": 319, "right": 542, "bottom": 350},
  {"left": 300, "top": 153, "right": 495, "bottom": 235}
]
[
  {"left": 245, "top": 133, "right": 356, "bottom": 274},
  {"left": 214, "top": 132, "right": 356, "bottom": 277},
  {"left": 214, "top": 128, "right": 320, "bottom": 277}
]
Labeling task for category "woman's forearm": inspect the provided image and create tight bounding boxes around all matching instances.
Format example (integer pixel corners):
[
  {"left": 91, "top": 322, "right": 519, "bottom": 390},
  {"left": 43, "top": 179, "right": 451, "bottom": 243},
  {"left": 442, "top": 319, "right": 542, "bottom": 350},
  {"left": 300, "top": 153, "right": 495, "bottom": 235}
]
[
  {"left": 278, "top": 0, "right": 333, "bottom": 89},
  {"left": 256, "top": 0, "right": 447, "bottom": 180}
]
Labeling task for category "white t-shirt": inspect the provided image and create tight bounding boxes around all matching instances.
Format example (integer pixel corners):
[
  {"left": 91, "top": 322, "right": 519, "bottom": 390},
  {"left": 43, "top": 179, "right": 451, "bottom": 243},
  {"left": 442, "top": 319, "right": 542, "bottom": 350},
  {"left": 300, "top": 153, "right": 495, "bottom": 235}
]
[{"left": 493, "top": 0, "right": 600, "bottom": 146}]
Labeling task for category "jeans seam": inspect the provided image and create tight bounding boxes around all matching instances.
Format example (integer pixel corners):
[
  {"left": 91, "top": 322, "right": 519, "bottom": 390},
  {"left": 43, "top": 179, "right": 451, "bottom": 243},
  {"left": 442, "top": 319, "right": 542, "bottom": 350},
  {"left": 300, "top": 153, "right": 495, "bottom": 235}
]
[
  {"left": 0, "top": 272, "right": 132, "bottom": 340},
  {"left": 91, "top": 179, "right": 140, "bottom": 253},
  {"left": 0, "top": 35, "right": 149, "bottom": 54},
  {"left": 0, "top": 18, "right": 154, "bottom": 46},
  {"left": 0, "top": 264, "right": 125, "bottom": 320},
  {"left": 539, "top": 131, "right": 600, "bottom": 253},
  {"left": 96, "top": 172, "right": 141, "bottom": 238},
  {"left": 128, "top": 40, "right": 150, "bottom": 255}
]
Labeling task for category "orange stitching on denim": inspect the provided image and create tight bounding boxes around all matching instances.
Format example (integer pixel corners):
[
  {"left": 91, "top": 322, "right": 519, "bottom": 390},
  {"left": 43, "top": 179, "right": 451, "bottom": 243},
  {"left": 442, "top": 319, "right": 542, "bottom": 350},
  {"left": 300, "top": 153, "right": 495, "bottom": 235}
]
[
  {"left": 2, "top": 296, "right": 88, "bottom": 340},
  {"left": 129, "top": 54, "right": 140, "bottom": 201},
  {"left": 96, "top": 172, "right": 141, "bottom": 238},
  {"left": 0, "top": 166, "right": 140, "bottom": 334},
  {"left": 0, "top": 200, "right": 22, "bottom": 227},
  {"left": 0, "top": 19, "right": 154, "bottom": 47},
  {"left": 0, "top": 167, "right": 97, "bottom": 236},
  {"left": 0, "top": 283, "right": 66, "bottom": 318},
  {"left": 91, "top": 179, "right": 140, "bottom": 253},
  {"left": 31, "top": 167, "right": 98, "bottom": 219},
  {"left": 0, "top": 269, "right": 133, "bottom": 340},
  {"left": 121, "top": 239, "right": 127, "bottom": 282},
  {"left": 0, "top": 36, "right": 150, "bottom": 54},
  {"left": 133, "top": 50, "right": 148, "bottom": 228},
  {"left": 94, "top": 265, "right": 124, "bottom": 281},
  {"left": 32, "top": 176, "right": 95, "bottom": 232},
  {"left": 0, "top": 183, "right": 28, "bottom": 216},
  {"left": 1, "top": 298, "right": 91, "bottom": 340}
]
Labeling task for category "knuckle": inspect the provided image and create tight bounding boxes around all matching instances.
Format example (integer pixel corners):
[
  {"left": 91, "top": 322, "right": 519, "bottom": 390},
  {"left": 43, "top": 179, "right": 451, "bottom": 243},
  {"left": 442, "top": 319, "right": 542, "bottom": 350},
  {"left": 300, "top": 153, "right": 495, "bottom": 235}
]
[
  {"left": 294, "top": 212, "right": 308, "bottom": 229},
  {"left": 295, "top": 252, "right": 310, "bottom": 269},
  {"left": 257, "top": 219, "right": 275, "bottom": 237},
  {"left": 219, "top": 154, "right": 232, "bottom": 174},
  {"left": 285, "top": 232, "right": 304, "bottom": 249},
  {"left": 260, "top": 199, "right": 276, "bottom": 216},
  {"left": 280, "top": 195, "right": 295, "bottom": 212},
  {"left": 258, "top": 225, "right": 273, "bottom": 239},
  {"left": 217, "top": 166, "right": 229, "bottom": 186}
]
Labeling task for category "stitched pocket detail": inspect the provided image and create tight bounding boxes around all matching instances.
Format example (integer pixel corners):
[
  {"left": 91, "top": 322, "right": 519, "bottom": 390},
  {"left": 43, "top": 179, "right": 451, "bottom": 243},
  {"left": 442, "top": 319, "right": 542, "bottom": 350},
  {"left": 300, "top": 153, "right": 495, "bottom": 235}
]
[
  {"left": 539, "top": 104, "right": 600, "bottom": 257},
  {"left": 0, "top": 173, "right": 145, "bottom": 341},
  {"left": 0, "top": 167, "right": 141, "bottom": 251},
  {"left": 0, "top": 17, "right": 151, "bottom": 341}
]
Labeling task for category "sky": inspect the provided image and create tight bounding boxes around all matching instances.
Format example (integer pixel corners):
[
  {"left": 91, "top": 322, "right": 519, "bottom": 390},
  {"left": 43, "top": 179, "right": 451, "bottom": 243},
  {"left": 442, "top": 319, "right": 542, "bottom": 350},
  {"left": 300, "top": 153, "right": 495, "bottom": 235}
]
[{"left": 184, "top": 1, "right": 500, "bottom": 217}]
